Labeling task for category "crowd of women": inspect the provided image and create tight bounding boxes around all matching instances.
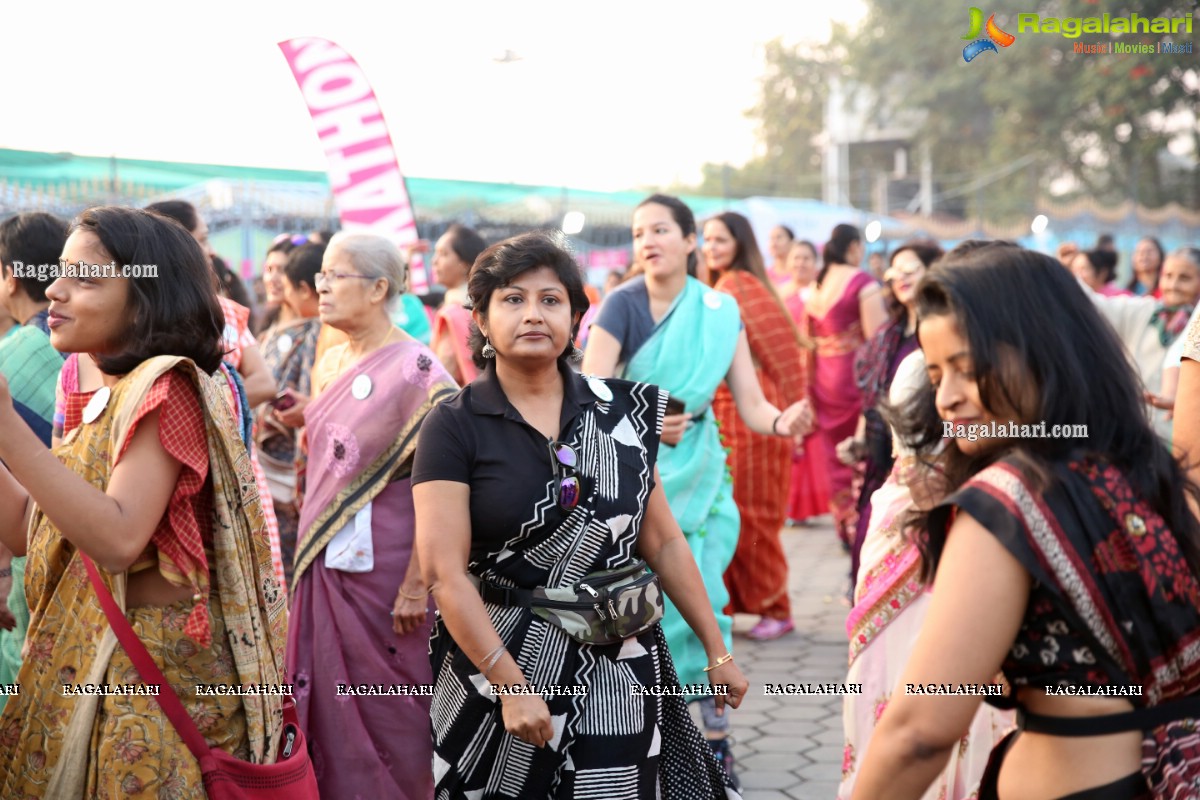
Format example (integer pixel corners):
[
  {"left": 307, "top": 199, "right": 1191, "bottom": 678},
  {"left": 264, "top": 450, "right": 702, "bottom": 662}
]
[{"left": 0, "top": 192, "right": 1197, "bottom": 800}]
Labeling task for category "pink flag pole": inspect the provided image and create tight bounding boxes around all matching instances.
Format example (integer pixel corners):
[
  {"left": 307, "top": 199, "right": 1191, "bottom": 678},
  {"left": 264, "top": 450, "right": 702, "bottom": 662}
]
[{"left": 277, "top": 37, "right": 428, "bottom": 292}]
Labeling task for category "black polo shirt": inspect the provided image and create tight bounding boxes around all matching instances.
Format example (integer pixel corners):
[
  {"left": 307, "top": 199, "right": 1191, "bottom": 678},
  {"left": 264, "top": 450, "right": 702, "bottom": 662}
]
[{"left": 412, "top": 361, "right": 600, "bottom": 560}]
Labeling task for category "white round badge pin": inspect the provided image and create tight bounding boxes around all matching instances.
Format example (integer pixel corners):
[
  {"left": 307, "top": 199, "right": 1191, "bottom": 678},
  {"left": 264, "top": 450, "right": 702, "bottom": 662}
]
[
  {"left": 351, "top": 374, "right": 373, "bottom": 400},
  {"left": 82, "top": 386, "right": 112, "bottom": 424},
  {"left": 585, "top": 376, "right": 613, "bottom": 402}
]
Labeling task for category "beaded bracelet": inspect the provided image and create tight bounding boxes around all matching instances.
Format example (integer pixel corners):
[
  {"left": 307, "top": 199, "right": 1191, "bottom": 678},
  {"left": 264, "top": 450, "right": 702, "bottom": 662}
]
[{"left": 702, "top": 652, "right": 734, "bottom": 672}]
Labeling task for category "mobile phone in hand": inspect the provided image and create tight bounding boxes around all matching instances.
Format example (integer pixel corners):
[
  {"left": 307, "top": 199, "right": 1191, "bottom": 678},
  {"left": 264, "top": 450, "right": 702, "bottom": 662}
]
[
  {"left": 665, "top": 396, "right": 685, "bottom": 416},
  {"left": 272, "top": 390, "right": 297, "bottom": 412}
]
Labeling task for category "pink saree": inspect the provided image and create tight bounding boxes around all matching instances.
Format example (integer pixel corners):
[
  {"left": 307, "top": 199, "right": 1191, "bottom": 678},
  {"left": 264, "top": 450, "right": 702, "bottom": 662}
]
[
  {"left": 807, "top": 271, "right": 874, "bottom": 544},
  {"left": 286, "top": 340, "right": 457, "bottom": 799},
  {"left": 784, "top": 289, "right": 831, "bottom": 521},
  {"left": 838, "top": 350, "right": 1012, "bottom": 799},
  {"left": 431, "top": 303, "right": 478, "bottom": 385}
]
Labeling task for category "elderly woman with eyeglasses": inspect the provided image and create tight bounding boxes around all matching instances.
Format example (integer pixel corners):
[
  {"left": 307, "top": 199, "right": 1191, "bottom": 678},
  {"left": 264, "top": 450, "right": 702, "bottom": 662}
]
[
  {"left": 284, "top": 233, "right": 457, "bottom": 800},
  {"left": 412, "top": 232, "right": 749, "bottom": 799}
]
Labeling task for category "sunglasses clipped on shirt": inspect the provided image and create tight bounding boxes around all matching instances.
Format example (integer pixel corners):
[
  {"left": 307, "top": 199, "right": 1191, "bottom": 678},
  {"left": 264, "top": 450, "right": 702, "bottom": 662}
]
[{"left": 549, "top": 441, "right": 580, "bottom": 510}]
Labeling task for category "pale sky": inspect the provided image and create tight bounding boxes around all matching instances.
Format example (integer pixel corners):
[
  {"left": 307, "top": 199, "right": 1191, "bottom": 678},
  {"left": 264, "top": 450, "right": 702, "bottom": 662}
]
[{"left": 3, "top": 0, "right": 864, "bottom": 191}]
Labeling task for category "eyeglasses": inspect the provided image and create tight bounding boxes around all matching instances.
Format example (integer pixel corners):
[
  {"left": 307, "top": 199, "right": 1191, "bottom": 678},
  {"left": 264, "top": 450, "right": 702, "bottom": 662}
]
[
  {"left": 549, "top": 441, "right": 580, "bottom": 510},
  {"left": 315, "top": 270, "right": 376, "bottom": 287},
  {"left": 884, "top": 262, "right": 924, "bottom": 283},
  {"left": 272, "top": 233, "right": 311, "bottom": 248}
]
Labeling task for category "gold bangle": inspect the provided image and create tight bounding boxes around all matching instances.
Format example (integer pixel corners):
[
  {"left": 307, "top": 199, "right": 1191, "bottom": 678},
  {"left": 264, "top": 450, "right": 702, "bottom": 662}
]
[
  {"left": 702, "top": 653, "right": 734, "bottom": 672},
  {"left": 398, "top": 588, "right": 427, "bottom": 601}
]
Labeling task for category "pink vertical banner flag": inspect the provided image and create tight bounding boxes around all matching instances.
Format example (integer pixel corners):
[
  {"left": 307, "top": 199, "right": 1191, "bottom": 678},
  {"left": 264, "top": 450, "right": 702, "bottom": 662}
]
[{"left": 277, "top": 37, "right": 428, "bottom": 292}]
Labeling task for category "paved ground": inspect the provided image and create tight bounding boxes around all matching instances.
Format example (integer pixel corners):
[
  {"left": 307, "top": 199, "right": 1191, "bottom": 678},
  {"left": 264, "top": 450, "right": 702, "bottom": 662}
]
[{"left": 728, "top": 515, "right": 851, "bottom": 800}]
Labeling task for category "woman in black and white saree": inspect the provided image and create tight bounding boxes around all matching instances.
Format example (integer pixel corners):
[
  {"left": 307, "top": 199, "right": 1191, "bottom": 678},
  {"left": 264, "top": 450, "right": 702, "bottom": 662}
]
[{"left": 413, "top": 232, "right": 747, "bottom": 799}]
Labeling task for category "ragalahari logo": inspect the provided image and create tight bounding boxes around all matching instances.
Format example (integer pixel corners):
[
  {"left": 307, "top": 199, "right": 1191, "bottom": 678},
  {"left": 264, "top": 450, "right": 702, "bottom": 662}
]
[{"left": 962, "top": 7, "right": 1016, "bottom": 62}]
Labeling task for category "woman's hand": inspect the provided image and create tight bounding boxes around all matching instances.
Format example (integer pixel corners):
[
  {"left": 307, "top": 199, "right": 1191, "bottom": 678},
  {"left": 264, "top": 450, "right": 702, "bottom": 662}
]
[
  {"left": 708, "top": 660, "right": 749, "bottom": 715},
  {"left": 0, "top": 571, "right": 14, "bottom": 631},
  {"left": 391, "top": 583, "right": 429, "bottom": 636},
  {"left": 404, "top": 240, "right": 431, "bottom": 258},
  {"left": 273, "top": 392, "right": 311, "bottom": 428},
  {"left": 661, "top": 412, "right": 690, "bottom": 446},
  {"left": 499, "top": 692, "right": 555, "bottom": 748},
  {"left": 1145, "top": 390, "right": 1175, "bottom": 420},
  {"left": 836, "top": 436, "right": 866, "bottom": 466},
  {"left": 1057, "top": 241, "right": 1080, "bottom": 267},
  {"left": 776, "top": 399, "right": 814, "bottom": 438}
]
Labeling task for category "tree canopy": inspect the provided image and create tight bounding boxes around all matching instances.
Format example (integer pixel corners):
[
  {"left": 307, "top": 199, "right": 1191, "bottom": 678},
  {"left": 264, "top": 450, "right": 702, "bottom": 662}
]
[
  {"left": 701, "top": 1, "right": 1198, "bottom": 219},
  {"left": 696, "top": 39, "right": 831, "bottom": 199}
]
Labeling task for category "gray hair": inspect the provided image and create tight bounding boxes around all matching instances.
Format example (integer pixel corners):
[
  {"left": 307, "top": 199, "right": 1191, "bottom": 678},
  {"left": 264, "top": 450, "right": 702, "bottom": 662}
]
[
  {"left": 1170, "top": 246, "right": 1200, "bottom": 271},
  {"left": 326, "top": 232, "right": 407, "bottom": 310}
]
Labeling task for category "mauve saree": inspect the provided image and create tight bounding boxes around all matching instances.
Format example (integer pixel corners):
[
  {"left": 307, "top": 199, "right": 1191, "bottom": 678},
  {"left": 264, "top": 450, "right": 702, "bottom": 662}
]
[{"left": 286, "top": 340, "right": 456, "bottom": 800}]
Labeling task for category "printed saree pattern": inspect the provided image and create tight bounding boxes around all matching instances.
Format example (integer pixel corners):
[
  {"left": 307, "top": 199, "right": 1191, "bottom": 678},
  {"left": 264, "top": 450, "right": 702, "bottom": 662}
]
[
  {"left": 287, "top": 339, "right": 456, "bottom": 799},
  {"left": 0, "top": 357, "right": 288, "bottom": 798},
  {"left": 711, "top": 271, "right": 807, "bottom": 620},
  {"left": 938, "top": 456, "right": 1200, "bottom": 796}
]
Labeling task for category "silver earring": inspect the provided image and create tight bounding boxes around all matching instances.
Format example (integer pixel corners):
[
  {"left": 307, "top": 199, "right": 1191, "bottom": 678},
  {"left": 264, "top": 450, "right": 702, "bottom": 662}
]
[
  {"left": 569, "top": 345, "right": 584, "bottom": 363},
  {"left": 481, "top": 339, "right": 496, "bottom": 359}
]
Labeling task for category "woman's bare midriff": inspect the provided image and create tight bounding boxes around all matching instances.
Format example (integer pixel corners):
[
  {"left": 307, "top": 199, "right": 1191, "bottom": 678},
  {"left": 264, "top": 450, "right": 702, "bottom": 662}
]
[
  {"left": 997, "top": 688, "right": 1142, "bottom": 799},
  {"left": 126, "top": 568, "right": 197, "bottom": 607}
]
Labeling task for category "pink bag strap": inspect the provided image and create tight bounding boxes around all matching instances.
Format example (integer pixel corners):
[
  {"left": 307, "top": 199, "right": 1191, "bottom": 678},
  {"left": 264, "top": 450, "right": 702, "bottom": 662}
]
[{"left": 81, "top": 554, "right": 214, "bottom": 765}]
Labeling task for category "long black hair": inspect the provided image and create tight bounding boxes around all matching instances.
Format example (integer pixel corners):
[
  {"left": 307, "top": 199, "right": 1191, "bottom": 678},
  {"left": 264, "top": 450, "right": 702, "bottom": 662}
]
[
  {"left": 705, "top": 212, "right": 773, "bottom": 290},
  {"left": 818, "top": 223, "right": 861, "bottom": 286},
  {"left": 891, "top": 240, "right": 1200, "bottom": 580},
  {"left": 705, "top": 211, "right": 800, "bottom": 346},
  {"left": 1079, "top": 248, "right": 1118, "bottom": 286},
  {"left": 443, "top": 223, "right": 488, "bottom": 268},
  {"left": 210, "top": 254, "right": 254, "bottom": 309}
]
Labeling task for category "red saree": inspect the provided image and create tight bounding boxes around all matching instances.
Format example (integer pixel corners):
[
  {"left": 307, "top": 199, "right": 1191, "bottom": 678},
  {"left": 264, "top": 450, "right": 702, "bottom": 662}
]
[{"left": 712, "top": 271, "right": 807, "bottom": 620}]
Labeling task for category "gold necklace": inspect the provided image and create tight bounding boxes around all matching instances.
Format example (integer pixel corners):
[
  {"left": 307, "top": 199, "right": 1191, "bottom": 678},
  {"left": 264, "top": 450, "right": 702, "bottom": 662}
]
[{"left": 337, "top": 326, "right": 398, "bottom": 376}]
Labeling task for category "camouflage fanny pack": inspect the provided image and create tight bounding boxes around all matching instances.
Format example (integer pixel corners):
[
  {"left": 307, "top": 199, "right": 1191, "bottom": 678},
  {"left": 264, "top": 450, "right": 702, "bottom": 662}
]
[{"left": 477, "top": 561, "right": 664, "bottom": 645}]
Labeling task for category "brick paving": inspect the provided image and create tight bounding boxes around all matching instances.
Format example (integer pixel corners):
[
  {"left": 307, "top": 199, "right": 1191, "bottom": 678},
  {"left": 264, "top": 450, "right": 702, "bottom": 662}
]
[{"left": 726, "top": 516, "right": 851, "bottom": 800}]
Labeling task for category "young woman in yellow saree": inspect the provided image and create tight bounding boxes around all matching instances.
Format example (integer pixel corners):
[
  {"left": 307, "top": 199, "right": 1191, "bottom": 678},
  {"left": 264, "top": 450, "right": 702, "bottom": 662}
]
[{"left": 0, "top": 207, "right": 288, "bottom": 798}]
